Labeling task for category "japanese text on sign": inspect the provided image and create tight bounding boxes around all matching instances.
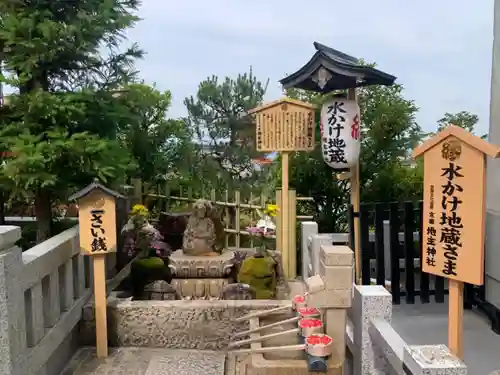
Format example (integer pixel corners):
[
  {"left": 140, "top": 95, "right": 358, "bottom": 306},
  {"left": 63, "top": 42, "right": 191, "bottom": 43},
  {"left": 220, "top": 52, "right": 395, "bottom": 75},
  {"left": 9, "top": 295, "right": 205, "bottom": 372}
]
[
  {"left": 439, "top": 140, "right": 464, "bottom": 277},
  {"left": 90, "top": 209, "right": 108, "bottom": 252},
  {"left": 425, "top": 139, "right": 464, "bottom": 276},
  {"left": 320, "top": 98, "right": 361, "bottom": 169},
  {"left": 325, "top": 101, "right": 348, "bottom": 165}
]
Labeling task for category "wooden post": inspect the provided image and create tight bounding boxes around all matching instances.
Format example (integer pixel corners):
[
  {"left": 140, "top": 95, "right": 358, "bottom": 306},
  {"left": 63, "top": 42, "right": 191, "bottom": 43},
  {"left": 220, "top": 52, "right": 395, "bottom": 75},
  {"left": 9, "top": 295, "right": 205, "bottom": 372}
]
[
  {"left": 276, "top": 190, "right": 283, "bottom": 253},
  {"left": 288, "top": 189, "right": 297, "bottom": 279},
  {"left": 69, "top": 179, "right": 124, "bottom": 358},
  {"left": 93, "top": 254, "right": 108, "bottom": 357},
  {"left": 235, "top": 190, "right": 241, "bottom": 248},
  {"left": 131, "top": 178, "right": 142, "bottom": 205},
  {"left": 248, "top": 98, "right": 316, "bottom": 280},
  {"left": 281, "top": 152, "right": 290, "bottom": 279},
  {"left": 347, "top": 88, "right": 362, "bottom": 284},
  {"left": 448, "top": 279, "right": 464, "bottom": 358},
  {"left": 412, "top": 124, "right": 500, "bottom": 360}
]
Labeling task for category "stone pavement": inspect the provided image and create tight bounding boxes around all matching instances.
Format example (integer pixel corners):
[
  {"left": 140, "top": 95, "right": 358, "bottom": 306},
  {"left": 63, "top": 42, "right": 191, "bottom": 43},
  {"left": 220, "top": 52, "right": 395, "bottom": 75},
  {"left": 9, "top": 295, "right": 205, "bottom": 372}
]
[
  {"left": 392, "top": 299, "right": 500, "bottom": 375},
  {"left": 60, "top": 347, "right": 226, "bottom": 375}
]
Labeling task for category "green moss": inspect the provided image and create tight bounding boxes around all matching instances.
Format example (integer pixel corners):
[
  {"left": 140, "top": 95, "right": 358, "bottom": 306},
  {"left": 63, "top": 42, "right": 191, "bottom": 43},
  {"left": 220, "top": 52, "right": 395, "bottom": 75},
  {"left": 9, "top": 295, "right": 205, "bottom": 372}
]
[
  {"left": 237, "top": 256, "right": 277, "bottom": 299},
  {"left": 130, "top": 257, "right": 172, "bottom": 298},
  {"left": 134, "top": 257, "right": 164, "bottom": 269}
]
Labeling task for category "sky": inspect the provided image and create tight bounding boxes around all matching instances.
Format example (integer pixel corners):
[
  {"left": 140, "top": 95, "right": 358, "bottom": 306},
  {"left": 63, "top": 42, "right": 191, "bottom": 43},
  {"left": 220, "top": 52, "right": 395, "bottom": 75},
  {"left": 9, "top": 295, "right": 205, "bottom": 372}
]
[{"left": 127, "top": 0, "right": 495, "bottom": 135}]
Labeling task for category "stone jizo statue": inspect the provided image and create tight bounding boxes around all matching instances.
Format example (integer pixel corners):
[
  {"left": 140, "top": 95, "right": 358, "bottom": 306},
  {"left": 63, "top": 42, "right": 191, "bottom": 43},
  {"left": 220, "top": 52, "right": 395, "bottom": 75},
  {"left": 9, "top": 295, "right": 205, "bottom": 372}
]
[{"left": 182, "top": 199, "right": 219, "bottom": 256}]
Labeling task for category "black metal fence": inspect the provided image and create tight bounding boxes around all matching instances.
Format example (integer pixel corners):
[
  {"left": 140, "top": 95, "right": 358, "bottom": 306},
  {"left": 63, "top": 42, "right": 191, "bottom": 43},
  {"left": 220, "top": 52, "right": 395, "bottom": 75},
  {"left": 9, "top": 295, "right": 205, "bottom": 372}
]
[{"left": 348, "top": 201, "right": 485, "bottom": 308}]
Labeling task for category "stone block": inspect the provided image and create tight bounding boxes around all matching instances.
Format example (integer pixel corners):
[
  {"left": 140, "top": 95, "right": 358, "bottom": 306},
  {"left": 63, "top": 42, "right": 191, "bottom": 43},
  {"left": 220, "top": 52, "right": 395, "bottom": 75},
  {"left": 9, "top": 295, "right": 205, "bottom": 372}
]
[
  {"left": 404, "top": 345, "right": 467, "bottom": 375},
  {"left": 300, "top": 222, "right": 318, "bottom": 278},
  {"left": 320, "top": 245, "right": 353, "bottom": 267},
  {"left": 0, "top": 226, "right": 21, "bottom": 250},
  {"left": 319, "top": 261, "right": 353, "bottom": 290},
  {"left": 304, "top": 274, "right": 325, "bottom": 293},
  {"left": 169, "top": 250, "right": 235, "bottom": 278},
  {"left": 0, "top": 229, "right": 26, "bottom": 375},
  {"left": 351, "top": 285, "right": 392, "bottom": 375},
  {"left": 306, "top": 288, "right": 351, "bottom": 308},
  {"left": 324, "top": 309, "right": 347, "bottom": 366}
]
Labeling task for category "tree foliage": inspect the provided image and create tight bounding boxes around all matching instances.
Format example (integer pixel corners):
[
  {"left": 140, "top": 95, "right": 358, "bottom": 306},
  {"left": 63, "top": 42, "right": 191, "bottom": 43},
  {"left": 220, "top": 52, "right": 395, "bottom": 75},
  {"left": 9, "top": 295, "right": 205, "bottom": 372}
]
[
  {"left": 184, "top": 69, "right": 270, "bottom": 192},
  {"left": 116, "top": 83, "right": 190, "bottom": 184},
  {"left": 287, "top": 82, "right": 424, "bottom": 231},
  {"left": 0, "top": 0, "right": 142, "bottom": 241},
  {"left": 437, "top": 111, "right": 479, "bottom": 133}
]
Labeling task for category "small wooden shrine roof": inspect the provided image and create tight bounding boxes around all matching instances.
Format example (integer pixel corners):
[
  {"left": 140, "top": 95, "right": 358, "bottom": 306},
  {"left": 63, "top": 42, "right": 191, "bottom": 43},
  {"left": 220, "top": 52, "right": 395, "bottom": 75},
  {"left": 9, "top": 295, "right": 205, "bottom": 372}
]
[
  {"left": 280, "top": 42, "right": 397, "bottom": 93},
  {"left": 412, "top": 125, "right": 500, "bottom": 159},
  {"left": 69, "top": 179, "right": 125, "bottom": 201}
]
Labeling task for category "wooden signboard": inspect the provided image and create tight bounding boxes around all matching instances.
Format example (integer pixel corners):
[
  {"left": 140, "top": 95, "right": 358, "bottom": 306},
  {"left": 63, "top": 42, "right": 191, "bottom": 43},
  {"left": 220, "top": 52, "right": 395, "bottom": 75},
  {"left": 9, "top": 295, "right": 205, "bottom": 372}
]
[
  {"left": 413, "top": 125, "right": 500, "bottom": 359},
  {"left": 77, "top": 190, "right": 118, "bottom": 255},
  {"left": 249, "top": 98, "right": 316, "bottom": 152},
  {"left": 69, "top": 180, "right": 125, "bottom": 358},
  {"left": 248, "top": 98, "right": 316, "bottom": 279}
]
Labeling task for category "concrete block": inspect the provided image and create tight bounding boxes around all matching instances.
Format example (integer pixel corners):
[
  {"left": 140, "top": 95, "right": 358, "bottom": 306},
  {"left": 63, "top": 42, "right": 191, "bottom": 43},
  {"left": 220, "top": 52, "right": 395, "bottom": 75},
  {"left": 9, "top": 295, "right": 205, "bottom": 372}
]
[
  {"left": 324, "top": 309, "right": 346, "bottom": 366},
  {"left": 0, "top": 235, "right": 26, "bottom": 375},
  {"left": 306, "top": 288, "right": 352, "bottom": 308},
  {"left": 319, "top": 261, "right": 353, "bottom": 290},
  {"left": 0, "top": 226, "right": 21, "bottom": 251},
  {"left": 404, "top": 345, "right": 467, "bottom": 375},
  {"left": 310, "top": 234, "right": 335, "bottom": 276},
  {"left": 320, "top": 245, "right": 353, "bottom": 266},
  {"left": 351, "top": 285, "right": 392, "bottom": 375},
  {"left": 300, "top": 222, "right": 318, "bottom": 278},
  {"left": 304, "top": 274, "right": 325, "bottom": 293}
]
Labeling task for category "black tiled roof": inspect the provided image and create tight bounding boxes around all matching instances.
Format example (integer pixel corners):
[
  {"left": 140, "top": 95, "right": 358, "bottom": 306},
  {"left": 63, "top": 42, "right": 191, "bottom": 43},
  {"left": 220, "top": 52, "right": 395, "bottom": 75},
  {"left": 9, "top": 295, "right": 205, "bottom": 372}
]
[{"left": 279, "top": 42, "right": 397, "bottom": 92}]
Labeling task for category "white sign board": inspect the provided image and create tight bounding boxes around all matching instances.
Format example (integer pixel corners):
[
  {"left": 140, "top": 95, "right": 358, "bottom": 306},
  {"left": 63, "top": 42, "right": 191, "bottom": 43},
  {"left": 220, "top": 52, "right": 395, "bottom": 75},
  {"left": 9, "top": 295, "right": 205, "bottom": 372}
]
[{"left": 320, "top": 98, "right": 361, "bottom": 169}]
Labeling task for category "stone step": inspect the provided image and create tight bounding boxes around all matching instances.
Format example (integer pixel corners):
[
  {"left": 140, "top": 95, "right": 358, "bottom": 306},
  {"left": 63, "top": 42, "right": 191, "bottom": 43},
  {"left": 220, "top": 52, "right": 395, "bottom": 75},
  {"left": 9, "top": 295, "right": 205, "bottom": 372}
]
[{"left": 60, "top": 347, "right": 226, "bottom": 375}]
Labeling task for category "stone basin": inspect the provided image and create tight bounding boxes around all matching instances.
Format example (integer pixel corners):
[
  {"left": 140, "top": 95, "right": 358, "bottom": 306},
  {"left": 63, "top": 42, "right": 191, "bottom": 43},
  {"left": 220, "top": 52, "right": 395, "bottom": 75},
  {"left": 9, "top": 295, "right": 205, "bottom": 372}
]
[{"left": 81, "top": 280, "right": 305, "bottom": 350}]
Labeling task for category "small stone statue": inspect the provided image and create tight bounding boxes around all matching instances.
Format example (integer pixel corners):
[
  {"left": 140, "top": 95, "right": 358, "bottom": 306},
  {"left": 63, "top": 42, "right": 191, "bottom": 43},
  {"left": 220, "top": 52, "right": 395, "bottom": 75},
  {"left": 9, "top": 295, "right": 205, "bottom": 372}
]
[{"left": 182, "top": 199, "right": 220, "bottom": 256}]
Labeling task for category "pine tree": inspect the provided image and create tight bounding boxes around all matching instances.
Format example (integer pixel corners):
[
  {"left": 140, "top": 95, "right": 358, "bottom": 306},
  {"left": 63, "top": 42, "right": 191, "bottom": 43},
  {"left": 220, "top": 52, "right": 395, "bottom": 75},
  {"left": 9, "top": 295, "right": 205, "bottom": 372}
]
[{"left": 0, "top": 0, "right": 142, "bottom": 241}]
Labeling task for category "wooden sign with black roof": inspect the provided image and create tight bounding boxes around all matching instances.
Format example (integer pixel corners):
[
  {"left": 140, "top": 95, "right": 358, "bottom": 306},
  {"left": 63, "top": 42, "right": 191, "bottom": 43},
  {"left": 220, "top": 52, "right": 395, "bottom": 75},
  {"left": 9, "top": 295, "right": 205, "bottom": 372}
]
[
  {"left": 69, "top": 178, "right": 125, "bottom": 358},
  {"left": 69, "top": 178, "right": 124, "bottom": 256}
]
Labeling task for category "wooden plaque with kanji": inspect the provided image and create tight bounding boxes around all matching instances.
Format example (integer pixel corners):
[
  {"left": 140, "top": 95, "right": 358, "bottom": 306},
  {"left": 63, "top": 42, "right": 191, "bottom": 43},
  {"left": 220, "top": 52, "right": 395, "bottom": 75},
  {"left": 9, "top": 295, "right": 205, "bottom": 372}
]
[
  {"left": 249, "top": 98, "right": 316, "bottom": 152},
  {"left": 77, "top": 190, "right": 117, "bottom": 255}
]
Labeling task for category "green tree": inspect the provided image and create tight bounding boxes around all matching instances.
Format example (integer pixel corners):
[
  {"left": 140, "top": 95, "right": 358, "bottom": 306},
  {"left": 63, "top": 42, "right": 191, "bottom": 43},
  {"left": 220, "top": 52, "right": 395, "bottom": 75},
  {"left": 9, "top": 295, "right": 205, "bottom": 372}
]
[
  {"left": 117, "top": 83, "right": 191, "bottom": 185},
  {"left": 184, "top": 69, "right": 269, "bottom": 193},
  {"left": 437, "top": 111, "right": 479, "bottom": 133},
  {"left": 0, "top": 0, "right": 141, "bottom": 241},
  {"left": 287, "top": 82, "right": 423, "bottom": 231}
]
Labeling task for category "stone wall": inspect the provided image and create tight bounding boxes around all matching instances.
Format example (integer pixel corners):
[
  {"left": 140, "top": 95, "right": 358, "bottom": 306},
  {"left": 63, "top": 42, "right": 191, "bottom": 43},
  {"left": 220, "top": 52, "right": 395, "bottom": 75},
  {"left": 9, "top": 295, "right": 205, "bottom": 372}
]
[{"left": 81, "top": 298, "right": 291, "bottom": 350}]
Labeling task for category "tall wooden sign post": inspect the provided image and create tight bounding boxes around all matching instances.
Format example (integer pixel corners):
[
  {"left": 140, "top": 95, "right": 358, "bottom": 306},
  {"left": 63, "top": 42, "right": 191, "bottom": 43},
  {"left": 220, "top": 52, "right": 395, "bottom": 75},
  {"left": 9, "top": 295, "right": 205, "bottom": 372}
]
[
  {"left": 249, "top": 98, "right": 316, "bottom": 279},
  {"left": 69, "top": 179, "right": 124, "bottom": 358},
  {"left": 412, "top": 125, "right": 500, "bottom": 359}
]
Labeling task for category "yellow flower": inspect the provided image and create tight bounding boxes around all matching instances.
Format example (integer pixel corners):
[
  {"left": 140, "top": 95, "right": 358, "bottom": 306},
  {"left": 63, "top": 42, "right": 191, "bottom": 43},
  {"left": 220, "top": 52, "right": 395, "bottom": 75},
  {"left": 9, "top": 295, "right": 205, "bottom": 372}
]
[
  {"left": 131, "top": 204, "right": 149, "bottom": 216},
  {"left": 265, "top": 204, "right": 279, "bottom": 217}
]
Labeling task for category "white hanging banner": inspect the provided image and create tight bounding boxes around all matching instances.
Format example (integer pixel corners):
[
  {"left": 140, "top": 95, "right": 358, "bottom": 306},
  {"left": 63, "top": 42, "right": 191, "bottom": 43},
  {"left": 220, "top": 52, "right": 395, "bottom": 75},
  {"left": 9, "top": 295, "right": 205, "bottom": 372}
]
[{"left": 320, "top": 98, "right": 361, "bottom": 169}]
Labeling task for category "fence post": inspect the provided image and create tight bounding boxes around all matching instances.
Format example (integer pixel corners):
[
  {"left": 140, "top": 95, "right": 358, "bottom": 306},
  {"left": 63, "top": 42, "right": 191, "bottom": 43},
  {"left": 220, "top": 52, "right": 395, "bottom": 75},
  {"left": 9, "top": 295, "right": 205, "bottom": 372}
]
[
  {"left": 131, "top": 178, "right": 142, "bottom": 205},
  {"left": 276, "top": 189, "right": 282, "bottom": 256},
  {"left": 0, "top": 226, "right": 26, "bottom": 375},
  {"left": 300, "top": 222, "right": 318, "bottom": 279},
  {"left": 382, "top": 220, "right": 391, "bottom": 282},
  {"left": 351, "top": 284, "right": 392, "bottom": 375},
  {"left": 288, "top": 189, "right": 297, "bottom": 279}
]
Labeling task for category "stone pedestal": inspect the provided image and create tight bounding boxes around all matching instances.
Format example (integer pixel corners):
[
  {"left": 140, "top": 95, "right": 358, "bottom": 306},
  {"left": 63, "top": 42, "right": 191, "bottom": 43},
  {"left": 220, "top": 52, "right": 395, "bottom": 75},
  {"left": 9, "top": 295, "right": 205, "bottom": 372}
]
[
  {"left": 305, "top": 244, "right": 354, "bottom": 369},
  {"left": 0, "top": 226, "right": 26, "bottom": 375},
  {"left": 169, "top": 250, "right": 235, "bottom": 278}
]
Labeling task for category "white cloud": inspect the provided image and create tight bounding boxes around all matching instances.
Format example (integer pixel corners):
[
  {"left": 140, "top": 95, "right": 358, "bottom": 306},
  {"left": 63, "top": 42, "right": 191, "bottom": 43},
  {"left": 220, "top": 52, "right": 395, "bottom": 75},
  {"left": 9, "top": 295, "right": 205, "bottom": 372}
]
[{"left": 129, "top": 0, "right": 494, "bottom": 133}]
